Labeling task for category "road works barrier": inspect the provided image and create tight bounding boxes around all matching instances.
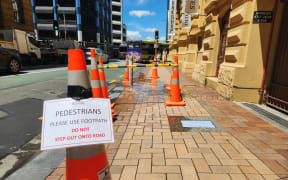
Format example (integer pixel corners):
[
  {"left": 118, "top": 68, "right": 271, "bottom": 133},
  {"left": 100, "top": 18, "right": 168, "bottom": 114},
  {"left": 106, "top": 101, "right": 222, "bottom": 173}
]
[
  {"left": 66, "top": 49, "right": 111, "bottom": 180},
  {"left": 134, "top": 60, "right": 172, "bottom": 63},
  {"left": 97, "top": 63, "right": 178, "bottom": 69}
]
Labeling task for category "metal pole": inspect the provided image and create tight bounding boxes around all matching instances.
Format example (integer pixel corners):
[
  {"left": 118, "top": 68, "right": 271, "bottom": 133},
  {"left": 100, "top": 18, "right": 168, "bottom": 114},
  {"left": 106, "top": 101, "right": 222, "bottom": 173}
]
[
  {"left": 129, "top": 56, "right": 133, "bottom": 87},
  {"left": 64, "top": 13, "right": 67, "bottom": 40}
]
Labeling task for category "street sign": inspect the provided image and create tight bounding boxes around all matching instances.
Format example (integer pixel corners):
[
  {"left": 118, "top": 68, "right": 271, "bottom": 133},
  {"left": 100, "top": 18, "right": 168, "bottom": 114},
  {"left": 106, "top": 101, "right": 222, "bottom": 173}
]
[
  {"left": 41, "top": 98, "right": 114, "bottom": 150},
  {"left": 154, "top": 40, "right": 159, "bottom": 48},
  {"left": 253, "top": 11, "right": 273, "bottom": 23}
]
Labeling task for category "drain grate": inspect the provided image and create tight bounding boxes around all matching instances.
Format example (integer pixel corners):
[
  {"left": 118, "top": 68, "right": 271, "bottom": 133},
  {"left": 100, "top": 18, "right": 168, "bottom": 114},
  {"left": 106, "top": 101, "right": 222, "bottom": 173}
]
[
  {"left": 168, "top": 116, "right": 225, "bottom": 132},
  {"left": 242, "top": 103, "right": 288, "bottom": 128}
]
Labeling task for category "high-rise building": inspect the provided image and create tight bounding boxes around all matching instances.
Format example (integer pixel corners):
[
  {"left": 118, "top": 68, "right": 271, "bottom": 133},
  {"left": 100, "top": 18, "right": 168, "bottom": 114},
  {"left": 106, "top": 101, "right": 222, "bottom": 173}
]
[
  {"left": 31, "top": 0, "right": 112, "bottom": 47},
  {"left": 111, "top": 0, "right": 124, "bottom": 46}
]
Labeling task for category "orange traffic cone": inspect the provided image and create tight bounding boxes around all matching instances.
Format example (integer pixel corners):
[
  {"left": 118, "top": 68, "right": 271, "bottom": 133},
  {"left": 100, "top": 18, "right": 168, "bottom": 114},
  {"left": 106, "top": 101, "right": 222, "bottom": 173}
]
[
  {"left": 66, "top": 49, "right": 111, "bottom": 180},
  {"left": 151, "top": 56, "right": 159, "bottom": 79},
  {"left": 90, "top": 49, "right": 103, "bottom": 98},
  {"left": 165, "top": 56, "right": 186, "bottom": 106},
  {"left": 98, "top": 56, "right": 116, "bottom": 110},
  {"left": 122, "top": 55, "right": 129, "bottom": 84}
]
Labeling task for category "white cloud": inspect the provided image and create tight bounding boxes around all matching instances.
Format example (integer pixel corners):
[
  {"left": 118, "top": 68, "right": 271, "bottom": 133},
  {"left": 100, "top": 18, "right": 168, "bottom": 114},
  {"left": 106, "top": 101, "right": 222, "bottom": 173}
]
[
  {"left": 144, "top": 28, "right": 157, "bottom": 32},
  {"left": 129, "top": 10, "right": 156, "bottom": 18},
  {"left": 127, "top": 30, "right": 142, "bottom": 39},
  {"left": 146, "top": 36, "right": 154, "bottom": 40},
  {"left": 160, "top": 36, "right": 166, "bottom": 42}
]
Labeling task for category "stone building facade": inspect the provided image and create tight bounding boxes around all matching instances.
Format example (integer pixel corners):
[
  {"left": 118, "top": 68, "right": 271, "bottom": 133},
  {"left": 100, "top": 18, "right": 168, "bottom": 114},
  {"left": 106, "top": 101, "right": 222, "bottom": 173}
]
[
  {"left": 169, "top": 0, "right": 288, "bottom": 112},
  {"left": 0, "top": 0, "right": 34, "bottom": 33}
]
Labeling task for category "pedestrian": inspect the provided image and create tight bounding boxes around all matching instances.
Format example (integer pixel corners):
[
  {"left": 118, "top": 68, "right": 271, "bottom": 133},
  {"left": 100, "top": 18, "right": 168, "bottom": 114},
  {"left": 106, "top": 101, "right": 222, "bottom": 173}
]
[
  {"left": 157, "top": 52, "right": 161, "bottom": 61},
  {"left": 162, "top": 48, "right": 167, "bottom": 62}
]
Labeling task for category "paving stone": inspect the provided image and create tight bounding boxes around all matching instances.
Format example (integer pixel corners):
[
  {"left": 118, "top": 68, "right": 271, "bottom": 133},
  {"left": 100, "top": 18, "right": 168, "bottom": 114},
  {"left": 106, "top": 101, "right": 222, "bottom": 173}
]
[
  {"left": 193, "top": 158, "right": 211, "bottom": 173},
  {"left": 167, "top": 174, "right": 183, "bottom": 180},
  {"left": 198, "top": 173, "right": 231, "bottom": 180},
  {"left": 203, "top": 153, "right": 221, "bottom": 165},
  {"left": 248, "top": 160, "right": 275, "bottom": 175},
  {"left": 115, "top": 149, "right": 129, "bottom": 159},
  {"left": 152, "top": 166, "right": 180, "bottom": 173},
  {"left": 210, "top": 166, "right": 242, "bottom": 174},
  {"left": 137, "top": 159, "right": 151, "bottom": 173},
  {"left": 135, "top": 174, "right": 166, "bottom": 180},
  {"left": 245, "top": 174, "right": 265, "bottom": 180},
  {"left": 120, "top": 166, "right": 137, "bottom": 180}
]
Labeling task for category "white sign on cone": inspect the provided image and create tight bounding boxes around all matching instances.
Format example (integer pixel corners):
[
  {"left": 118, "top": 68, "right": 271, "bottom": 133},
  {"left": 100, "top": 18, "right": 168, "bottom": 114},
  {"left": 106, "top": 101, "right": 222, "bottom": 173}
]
[{"left": 41, "top": 98, "right": 114, "bottom": 150}]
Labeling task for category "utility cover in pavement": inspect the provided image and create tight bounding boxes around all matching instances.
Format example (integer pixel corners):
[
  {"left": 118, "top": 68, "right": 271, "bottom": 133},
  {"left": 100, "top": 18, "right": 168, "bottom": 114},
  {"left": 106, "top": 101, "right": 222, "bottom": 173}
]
[
  {"left": 168, "top": 116, "right": 225, "bottom": 132},
  {"left": 181, "top": 121, "right": 215, "bottom": 128}
]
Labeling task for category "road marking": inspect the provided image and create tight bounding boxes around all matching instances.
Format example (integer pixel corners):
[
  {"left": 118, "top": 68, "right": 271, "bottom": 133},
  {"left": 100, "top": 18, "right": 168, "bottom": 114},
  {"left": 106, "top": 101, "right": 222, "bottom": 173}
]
[
  {"left": 38, "top": 117, "right": 43, "bottom": 120},
  {"left": 109, "top": 80, "right": 116, "bottom": 84},
  {"left": 119, "top": 75, "right": 124, "bottom": 78}
]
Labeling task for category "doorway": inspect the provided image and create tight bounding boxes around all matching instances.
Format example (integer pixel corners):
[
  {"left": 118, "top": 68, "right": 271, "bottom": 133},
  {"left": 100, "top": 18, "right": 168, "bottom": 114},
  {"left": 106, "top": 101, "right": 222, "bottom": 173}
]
[
  {"left": 267, "top": 3, "right": 288, "bottom": 113},
  {"left": 216, "top": 10, "right": 230, "bottom": 76}
]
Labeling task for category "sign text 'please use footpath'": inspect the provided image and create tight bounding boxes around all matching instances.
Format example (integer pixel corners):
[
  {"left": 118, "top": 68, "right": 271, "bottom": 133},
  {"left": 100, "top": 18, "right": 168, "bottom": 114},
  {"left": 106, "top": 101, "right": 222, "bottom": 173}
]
[{"left": 41, "top": 98, "right": 114, "bottom": 150}]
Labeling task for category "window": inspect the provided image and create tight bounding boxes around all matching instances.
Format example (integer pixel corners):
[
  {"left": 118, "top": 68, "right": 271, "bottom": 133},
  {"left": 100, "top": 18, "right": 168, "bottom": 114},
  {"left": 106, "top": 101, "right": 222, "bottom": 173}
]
[
  {"left": 112, "top": 5, "right": 120, "bottom": 12},
  {"left": 12, "top": 0, "right": 25, "bottom": 24},
  {"left": 113, "top": 34, "right": 121, "bottom": 40},
  {"left": 112, "top": 15, "right": 121, "bottom": 21},
  {"left": 112, "top": 24, "right": 121, "bottom": 30}
]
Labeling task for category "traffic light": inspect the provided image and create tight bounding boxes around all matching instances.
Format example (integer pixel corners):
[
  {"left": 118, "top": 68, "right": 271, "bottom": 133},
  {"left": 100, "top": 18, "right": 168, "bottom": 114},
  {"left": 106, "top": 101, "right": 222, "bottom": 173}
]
[
  {"left": 155, "top": 30, "right": 159, "bottom": 40},
  {"left": 53, "top": 20, "right": 59, "bottom": 31}
]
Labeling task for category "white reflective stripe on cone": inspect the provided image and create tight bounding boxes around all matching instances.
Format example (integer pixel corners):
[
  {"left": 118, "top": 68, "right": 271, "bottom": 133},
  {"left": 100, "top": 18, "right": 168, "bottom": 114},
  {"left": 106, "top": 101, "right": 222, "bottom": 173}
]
[
  {"left": 100, "top": 80, "right": 107, "bottom": 87},
  {"left": 91, "top": 80, "right": 101, "bottom": 88},
  {"left": 68, "top": 70, "right": 90, "bottom": 88}
]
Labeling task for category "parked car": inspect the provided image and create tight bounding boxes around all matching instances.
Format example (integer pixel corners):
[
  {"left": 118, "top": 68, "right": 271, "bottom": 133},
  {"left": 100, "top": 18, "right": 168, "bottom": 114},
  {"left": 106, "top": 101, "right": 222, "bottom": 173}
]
[
  {"left": 83, "top": 48, "right": 109, "bottom": 64},
  {"left": 0, "top": 46, "right": 21, "bottom": 73}
]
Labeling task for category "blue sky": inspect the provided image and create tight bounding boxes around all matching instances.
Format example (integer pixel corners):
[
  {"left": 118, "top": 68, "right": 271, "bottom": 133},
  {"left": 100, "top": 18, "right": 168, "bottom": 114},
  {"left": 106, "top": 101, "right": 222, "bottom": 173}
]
[{"left": 123, "top": 0, "right": 168, "bottom": 41}]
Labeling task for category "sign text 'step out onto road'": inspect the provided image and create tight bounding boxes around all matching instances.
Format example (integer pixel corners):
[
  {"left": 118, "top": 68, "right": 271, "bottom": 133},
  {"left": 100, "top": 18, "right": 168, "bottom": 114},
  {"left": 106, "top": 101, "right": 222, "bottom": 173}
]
[{"left": 41, "top": 98, "right": 114, "bottom": 150}]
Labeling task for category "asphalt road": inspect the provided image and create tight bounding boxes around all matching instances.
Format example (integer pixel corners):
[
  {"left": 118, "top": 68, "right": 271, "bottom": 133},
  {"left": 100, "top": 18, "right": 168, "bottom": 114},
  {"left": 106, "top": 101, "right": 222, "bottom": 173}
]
[{"left": 0, "top": 59, "right": 127, "bottom": 179}]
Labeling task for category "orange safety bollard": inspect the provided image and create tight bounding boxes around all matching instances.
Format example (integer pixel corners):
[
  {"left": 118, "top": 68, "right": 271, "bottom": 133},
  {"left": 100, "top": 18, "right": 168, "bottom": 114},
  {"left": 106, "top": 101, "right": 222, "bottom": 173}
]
[
  {"left": 90, "top": 49, "right": 103, "bottom": 98},
  {"left": 98, "top": 56, "right": 116, "bottom": 111},
  {"left": 151, "top": 56, "right": 159, "bottom": 79},
  {"left": 165, "top": 56, "right": 186, "bottom": 106},
  {"left": 66, "top": 49, "right": 111, "bottom": 180},
  {"left": 122, "top": 55, "right": 129, "bottom": 84}
]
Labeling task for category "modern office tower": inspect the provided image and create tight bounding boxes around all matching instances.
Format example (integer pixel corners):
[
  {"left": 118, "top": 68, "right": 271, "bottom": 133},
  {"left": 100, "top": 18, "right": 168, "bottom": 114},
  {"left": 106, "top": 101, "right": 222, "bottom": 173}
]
[
  {"left": 111, "top": 0, "right": 124, "bottom": 46},
  {"left": 32, "top": 0, "right": 112, "bottom": 46}
]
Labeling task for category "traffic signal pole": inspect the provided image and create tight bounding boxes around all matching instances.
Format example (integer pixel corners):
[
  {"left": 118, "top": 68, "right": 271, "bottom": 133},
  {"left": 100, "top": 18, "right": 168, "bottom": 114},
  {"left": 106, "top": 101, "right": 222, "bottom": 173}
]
[{"left": 154, "top": 30, "right": 159, "bottom": 60}]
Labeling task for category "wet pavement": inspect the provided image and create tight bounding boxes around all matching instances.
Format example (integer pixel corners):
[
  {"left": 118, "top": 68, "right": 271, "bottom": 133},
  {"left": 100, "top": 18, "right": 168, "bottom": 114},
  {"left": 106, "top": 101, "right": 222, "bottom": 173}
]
[{"left": 32, "top": 66, "right": 288, "bottom": 179}]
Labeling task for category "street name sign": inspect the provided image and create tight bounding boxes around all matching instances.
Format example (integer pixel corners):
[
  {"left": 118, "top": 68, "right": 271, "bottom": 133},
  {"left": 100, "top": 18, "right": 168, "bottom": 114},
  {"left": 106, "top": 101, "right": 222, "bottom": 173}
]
[
  {"left": 41, "top": 98, "right": 114, "bottom": 150},
  {"left": 253, "top": 11, "right": 273, "bottom": 23}
]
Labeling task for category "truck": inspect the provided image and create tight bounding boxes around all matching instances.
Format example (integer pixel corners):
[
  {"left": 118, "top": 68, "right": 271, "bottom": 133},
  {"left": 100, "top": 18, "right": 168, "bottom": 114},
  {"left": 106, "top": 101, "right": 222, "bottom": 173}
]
[
  {"left": 0, "top": 29, "right": 41, "bottom": 64},
  {"left": 39, "top": 40, "right": 81, "bottom": 64}
]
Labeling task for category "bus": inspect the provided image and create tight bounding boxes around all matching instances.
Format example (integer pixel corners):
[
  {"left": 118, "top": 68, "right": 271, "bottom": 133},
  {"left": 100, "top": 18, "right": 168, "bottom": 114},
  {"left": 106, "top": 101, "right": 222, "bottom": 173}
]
[{"left": 127, "top": 40, "right": 169, "bottom": 62}]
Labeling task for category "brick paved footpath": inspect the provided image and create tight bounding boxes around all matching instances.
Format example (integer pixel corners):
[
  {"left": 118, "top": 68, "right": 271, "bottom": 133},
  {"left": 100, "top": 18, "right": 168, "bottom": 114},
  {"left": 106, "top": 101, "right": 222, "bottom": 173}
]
[{"left": 46, "top": 67, "right": 288, "bottom": 180}]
